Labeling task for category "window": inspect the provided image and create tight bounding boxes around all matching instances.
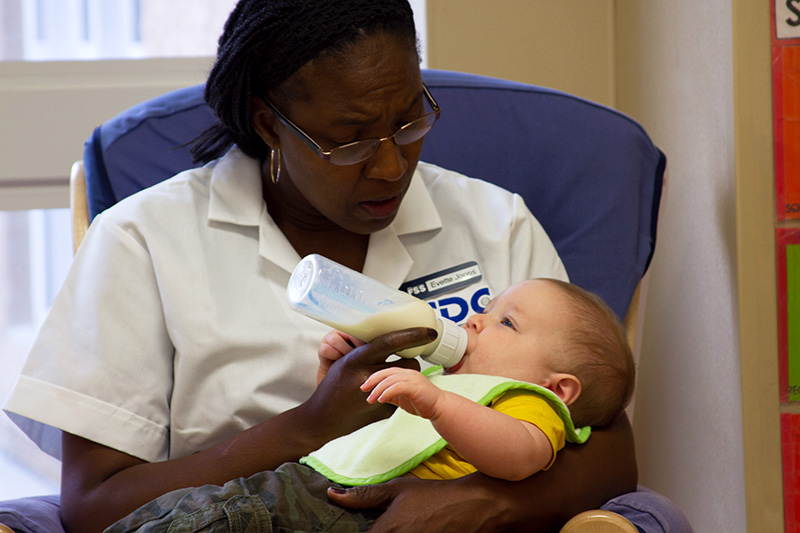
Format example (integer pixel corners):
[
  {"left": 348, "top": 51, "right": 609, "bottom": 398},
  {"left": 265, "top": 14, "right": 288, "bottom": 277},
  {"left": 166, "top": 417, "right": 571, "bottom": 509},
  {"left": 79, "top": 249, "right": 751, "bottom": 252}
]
[
  {"left": 0, "top": 209, "right": 69, "bottom": 499},
  {"left": 1, "top": 0, "right": 236, "bottom": 61},
  {"left": 1, "top": 0, "right": 426, "bottom": 62}
]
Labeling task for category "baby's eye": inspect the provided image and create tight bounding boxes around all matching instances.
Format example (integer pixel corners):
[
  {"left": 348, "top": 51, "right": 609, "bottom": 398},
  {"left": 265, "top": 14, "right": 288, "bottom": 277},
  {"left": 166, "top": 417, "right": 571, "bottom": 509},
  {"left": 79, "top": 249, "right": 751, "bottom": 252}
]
[{"left": 500, "top": 317, "right": 515, "bottom": 330}]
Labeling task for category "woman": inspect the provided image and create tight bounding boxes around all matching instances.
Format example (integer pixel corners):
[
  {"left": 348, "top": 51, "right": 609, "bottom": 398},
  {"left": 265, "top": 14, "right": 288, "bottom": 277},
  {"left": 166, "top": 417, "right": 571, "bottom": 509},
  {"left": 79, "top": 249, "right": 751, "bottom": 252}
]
[{"left": 4, "top": 1, "right": 636, "bottom": 531}]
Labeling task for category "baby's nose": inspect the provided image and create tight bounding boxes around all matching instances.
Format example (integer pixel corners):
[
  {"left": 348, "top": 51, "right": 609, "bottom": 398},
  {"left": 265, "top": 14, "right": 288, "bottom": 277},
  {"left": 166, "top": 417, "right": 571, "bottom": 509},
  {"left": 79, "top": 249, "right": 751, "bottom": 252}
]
[{"left": 465, "top": 313, "right": 484, "bottom": 331}]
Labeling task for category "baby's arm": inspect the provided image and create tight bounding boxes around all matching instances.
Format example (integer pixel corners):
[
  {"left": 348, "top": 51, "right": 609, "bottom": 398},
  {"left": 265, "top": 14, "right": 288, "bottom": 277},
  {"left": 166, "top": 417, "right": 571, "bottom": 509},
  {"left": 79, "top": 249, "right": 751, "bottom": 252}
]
[
  {"left": 362, "top": 367, "right": 553, "bottom": 481},
  {"left": 317, "top": 329, "right": 365, "bottom": 384}
]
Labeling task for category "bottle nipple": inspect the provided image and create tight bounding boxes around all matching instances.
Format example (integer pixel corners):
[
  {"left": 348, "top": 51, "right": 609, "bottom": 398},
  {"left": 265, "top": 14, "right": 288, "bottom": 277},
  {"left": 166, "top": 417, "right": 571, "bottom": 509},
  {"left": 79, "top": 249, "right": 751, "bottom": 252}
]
[{"left": 422, "top": 317, "right": 468, "bottom": 368}]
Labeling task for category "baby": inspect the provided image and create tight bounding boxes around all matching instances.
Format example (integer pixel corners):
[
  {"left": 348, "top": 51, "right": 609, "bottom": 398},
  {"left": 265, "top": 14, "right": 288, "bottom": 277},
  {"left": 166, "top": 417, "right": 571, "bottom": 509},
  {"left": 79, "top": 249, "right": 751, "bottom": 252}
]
[
  {"left": 107, "top": 278, "right": 634, "bottom": 532},
  {"left": 315, "top": 277, "right": 635, "bottom": 483}
]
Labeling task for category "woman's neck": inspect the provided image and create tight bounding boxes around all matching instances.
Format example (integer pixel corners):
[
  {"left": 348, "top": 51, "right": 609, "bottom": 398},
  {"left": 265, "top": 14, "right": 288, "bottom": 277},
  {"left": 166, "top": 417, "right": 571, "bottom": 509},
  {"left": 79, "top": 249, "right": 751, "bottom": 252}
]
[
  {"left": 262, "top": 167, "right": 369, "bottom": 272},
  {"left": 282, "top": 223, "right": 369, "bottom": 273}
]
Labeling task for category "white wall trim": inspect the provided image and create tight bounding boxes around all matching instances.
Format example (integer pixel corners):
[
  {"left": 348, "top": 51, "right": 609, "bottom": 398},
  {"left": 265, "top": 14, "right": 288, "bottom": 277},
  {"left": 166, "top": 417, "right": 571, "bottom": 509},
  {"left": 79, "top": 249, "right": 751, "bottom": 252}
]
[{"left": 0, "top": 57, "right": 213, "bottom": 209}]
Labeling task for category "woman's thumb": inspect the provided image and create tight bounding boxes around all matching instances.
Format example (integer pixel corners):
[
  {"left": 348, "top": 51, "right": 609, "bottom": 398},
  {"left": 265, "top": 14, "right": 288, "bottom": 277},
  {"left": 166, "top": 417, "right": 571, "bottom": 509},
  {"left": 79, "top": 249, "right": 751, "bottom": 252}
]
[{"left": 327, "top": 483, "right": 395, "bottom": 510}]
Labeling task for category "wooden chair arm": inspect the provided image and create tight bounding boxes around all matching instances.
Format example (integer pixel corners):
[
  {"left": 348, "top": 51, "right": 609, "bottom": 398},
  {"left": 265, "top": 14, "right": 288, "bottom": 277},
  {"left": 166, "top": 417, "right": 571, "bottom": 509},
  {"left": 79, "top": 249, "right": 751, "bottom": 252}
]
[
  {"left": 560, "top": 509, "right": 639, "bottom": 533},
  {"left": 70, "top": 160, "right": 89, "bottom": 254}
]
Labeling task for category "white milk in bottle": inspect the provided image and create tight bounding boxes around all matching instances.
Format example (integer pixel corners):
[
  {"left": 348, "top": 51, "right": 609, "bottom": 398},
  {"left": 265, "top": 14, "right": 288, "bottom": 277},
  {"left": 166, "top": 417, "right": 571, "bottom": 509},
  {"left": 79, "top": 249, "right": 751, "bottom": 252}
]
[{"left": 287, "top": 254, "right": 467, "bottom": 368}]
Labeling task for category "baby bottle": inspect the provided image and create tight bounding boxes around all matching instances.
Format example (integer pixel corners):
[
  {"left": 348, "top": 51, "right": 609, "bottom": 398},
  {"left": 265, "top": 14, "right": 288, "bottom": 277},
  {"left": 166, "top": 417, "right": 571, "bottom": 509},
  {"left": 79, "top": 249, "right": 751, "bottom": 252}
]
[{"left": 287, "top": 254, "right": 467, "bottom": 368}]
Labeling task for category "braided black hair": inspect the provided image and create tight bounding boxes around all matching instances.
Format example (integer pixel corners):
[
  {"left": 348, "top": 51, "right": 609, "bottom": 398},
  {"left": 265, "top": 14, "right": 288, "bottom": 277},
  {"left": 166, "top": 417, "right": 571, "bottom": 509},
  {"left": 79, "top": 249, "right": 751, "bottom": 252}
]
[{"left": 191, "top": 0, "right": 418, "bottom": 164}]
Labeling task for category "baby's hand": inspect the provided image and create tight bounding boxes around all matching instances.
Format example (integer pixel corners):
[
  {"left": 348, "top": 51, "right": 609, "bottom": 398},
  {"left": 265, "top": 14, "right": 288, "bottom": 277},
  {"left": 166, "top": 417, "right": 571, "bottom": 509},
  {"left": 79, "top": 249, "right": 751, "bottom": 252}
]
[
  {"left": 317, "top": 330, "right": 365, "bottom": 384},
  {"left": 361, "top": 367, "right": 443, "bottom": 419}
]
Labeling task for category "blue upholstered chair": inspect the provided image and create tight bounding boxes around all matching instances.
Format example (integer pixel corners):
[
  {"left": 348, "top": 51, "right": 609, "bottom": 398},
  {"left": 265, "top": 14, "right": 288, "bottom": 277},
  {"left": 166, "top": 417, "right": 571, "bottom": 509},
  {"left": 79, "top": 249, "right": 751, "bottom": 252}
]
[{"left": 0, "top": 69, "right": 691, "bottom": 532}]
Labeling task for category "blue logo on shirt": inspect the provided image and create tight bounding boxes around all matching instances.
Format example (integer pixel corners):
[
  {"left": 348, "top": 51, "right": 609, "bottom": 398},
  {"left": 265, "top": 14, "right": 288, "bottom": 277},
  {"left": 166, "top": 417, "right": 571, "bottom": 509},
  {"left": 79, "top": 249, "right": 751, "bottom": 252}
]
[{"left": 427, "top": 287, "right": 491, "bottom": 323}]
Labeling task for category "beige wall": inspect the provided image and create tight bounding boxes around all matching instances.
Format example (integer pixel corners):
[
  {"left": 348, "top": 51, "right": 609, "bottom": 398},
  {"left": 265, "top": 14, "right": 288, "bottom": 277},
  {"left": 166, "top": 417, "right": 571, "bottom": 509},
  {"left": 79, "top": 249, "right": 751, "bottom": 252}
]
[
  {"left": 427, "top": 1, "right": 756, "bottom": 531},
  {"left": 615, "top": 2, "right": 752, "bottom": 532},
  {"left": 426, "top": 0, "right": 615, "bottom": 106}
]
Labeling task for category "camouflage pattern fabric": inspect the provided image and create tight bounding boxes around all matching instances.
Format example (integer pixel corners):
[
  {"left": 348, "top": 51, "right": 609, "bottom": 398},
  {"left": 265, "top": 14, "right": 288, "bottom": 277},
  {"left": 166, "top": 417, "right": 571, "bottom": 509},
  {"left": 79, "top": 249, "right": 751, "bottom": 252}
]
[{"left": 105, "top": 463, "right": 381, "bottom": 532}]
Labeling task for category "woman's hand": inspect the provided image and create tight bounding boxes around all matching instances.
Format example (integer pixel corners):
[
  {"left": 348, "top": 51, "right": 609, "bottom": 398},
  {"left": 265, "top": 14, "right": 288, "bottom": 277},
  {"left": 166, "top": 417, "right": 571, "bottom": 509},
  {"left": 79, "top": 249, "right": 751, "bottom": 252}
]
[
  {"left": 297, "top": 327, "right": 433, "bottom": 444},
  {"left": 328, "top": 476, "right": 513, "bottom": 532}
]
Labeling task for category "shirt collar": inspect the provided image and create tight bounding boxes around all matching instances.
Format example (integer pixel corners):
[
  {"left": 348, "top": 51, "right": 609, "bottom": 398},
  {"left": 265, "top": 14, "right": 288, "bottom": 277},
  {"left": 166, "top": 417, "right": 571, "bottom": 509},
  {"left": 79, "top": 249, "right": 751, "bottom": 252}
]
[
  {"left": 362, "top": 166, "right": 442, "bottom": 286},
  {"left": 207, "top": 146, "right": 265, "bottom": 227},
  {"left": 207, "top": 149, "right": 443, "bottom": 277},
  {"left": 389, "top": 165, "right": 442, "bottom": 236}
]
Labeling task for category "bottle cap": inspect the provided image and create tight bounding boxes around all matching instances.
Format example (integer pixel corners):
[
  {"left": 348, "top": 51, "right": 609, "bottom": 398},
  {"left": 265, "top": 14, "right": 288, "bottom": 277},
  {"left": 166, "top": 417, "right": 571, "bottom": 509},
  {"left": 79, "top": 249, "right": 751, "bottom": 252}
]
[
  {"left": 423, "top": 317, "right": 468, "bottom": 368},
  {"left": 286, "top": 254, "right": 317, "bottom": 307}
]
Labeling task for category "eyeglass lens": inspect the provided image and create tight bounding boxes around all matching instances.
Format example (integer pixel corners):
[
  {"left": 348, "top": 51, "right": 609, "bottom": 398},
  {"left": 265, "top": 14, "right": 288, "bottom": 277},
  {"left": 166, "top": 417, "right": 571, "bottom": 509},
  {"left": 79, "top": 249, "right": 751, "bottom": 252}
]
[{"left": 329, "top": 112, "right": 437, "bottom": 165}]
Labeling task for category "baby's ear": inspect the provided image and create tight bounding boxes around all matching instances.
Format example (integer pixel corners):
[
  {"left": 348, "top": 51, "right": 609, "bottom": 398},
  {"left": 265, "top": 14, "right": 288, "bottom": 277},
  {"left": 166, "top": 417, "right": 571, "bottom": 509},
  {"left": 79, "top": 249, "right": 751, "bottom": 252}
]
[{"left": 548, "top": 373, "right": 581, "bottom": 406}]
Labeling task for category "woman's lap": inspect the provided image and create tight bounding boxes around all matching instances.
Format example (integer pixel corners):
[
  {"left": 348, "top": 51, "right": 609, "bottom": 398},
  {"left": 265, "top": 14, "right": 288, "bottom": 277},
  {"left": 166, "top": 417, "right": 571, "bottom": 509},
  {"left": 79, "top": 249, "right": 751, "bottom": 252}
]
[{"left": 105, "top": 463, "right": 380, "bottom": 532}]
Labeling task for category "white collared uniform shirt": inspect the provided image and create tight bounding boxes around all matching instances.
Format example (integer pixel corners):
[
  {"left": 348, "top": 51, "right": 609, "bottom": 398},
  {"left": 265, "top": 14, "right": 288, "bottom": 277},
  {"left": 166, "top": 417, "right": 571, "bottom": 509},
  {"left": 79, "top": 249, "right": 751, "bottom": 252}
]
[{"left": 4, "top": 147, "right": 567, "bottom": 463}]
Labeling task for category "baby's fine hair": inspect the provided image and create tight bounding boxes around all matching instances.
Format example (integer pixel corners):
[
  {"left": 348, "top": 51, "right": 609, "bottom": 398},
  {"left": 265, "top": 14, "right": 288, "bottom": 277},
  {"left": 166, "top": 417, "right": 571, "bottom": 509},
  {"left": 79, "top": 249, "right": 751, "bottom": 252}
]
[
  {"left": 192, "top": 0, "right": 418, "bottom": 164},
  {"left": 545, "top": 279, "right": 635, "bottom": 427}
]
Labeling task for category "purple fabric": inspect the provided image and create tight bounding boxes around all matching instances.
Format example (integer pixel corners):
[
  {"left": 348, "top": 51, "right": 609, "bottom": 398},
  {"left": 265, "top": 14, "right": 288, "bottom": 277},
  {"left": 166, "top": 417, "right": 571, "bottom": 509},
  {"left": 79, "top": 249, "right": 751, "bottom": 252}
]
[
  {"left": 419, "top": 70, "right": 664, "bottom": 321},
  {"left": 602, "top": 486, "right": 694, "bottom": 532},
  {"left": 0, "top": 495, "right": 62, "bottom": 533}
]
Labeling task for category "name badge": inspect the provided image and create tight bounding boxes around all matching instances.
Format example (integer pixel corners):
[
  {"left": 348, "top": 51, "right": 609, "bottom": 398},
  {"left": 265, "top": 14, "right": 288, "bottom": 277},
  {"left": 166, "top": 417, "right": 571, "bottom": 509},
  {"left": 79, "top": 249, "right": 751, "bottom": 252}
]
[{"left": 399, "top": 261, "right": 483, "bottom": 299}]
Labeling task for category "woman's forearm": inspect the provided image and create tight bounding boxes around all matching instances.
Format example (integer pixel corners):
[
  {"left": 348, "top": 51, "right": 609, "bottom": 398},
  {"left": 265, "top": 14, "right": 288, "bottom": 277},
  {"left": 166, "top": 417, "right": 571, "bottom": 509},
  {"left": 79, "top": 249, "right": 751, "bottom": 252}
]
[{"left": 60, "top": 405, "right": 327, "bottom": 533}]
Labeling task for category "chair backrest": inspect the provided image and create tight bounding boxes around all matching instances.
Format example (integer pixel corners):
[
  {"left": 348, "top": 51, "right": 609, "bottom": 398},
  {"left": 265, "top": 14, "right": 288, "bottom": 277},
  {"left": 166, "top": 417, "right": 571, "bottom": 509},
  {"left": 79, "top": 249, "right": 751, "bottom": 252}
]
[{"left": 84, "top": 68, "right": 664, "bottom": 320}]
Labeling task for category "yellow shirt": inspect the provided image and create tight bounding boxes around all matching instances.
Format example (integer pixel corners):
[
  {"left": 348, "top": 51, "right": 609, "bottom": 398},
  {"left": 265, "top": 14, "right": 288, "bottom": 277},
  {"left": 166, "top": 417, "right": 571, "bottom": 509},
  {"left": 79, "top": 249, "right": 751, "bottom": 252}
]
[{"left": 409, "top": 390, "right": 566, "bottom": 480}]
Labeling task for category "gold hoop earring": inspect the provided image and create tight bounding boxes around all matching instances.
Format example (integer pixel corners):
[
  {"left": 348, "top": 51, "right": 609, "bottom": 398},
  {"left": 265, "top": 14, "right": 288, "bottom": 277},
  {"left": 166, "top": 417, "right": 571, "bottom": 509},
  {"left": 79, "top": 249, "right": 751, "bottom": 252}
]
[{"left": 270, "top": 148, "right": 281, "bottom": 184}]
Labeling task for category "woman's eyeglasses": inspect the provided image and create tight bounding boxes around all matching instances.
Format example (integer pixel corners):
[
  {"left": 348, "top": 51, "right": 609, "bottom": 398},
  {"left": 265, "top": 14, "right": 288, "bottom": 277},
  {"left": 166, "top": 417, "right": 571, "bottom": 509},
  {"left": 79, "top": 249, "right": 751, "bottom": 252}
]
[{"left": 262, "top": 84, "right": 440, "bottom": 166}]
